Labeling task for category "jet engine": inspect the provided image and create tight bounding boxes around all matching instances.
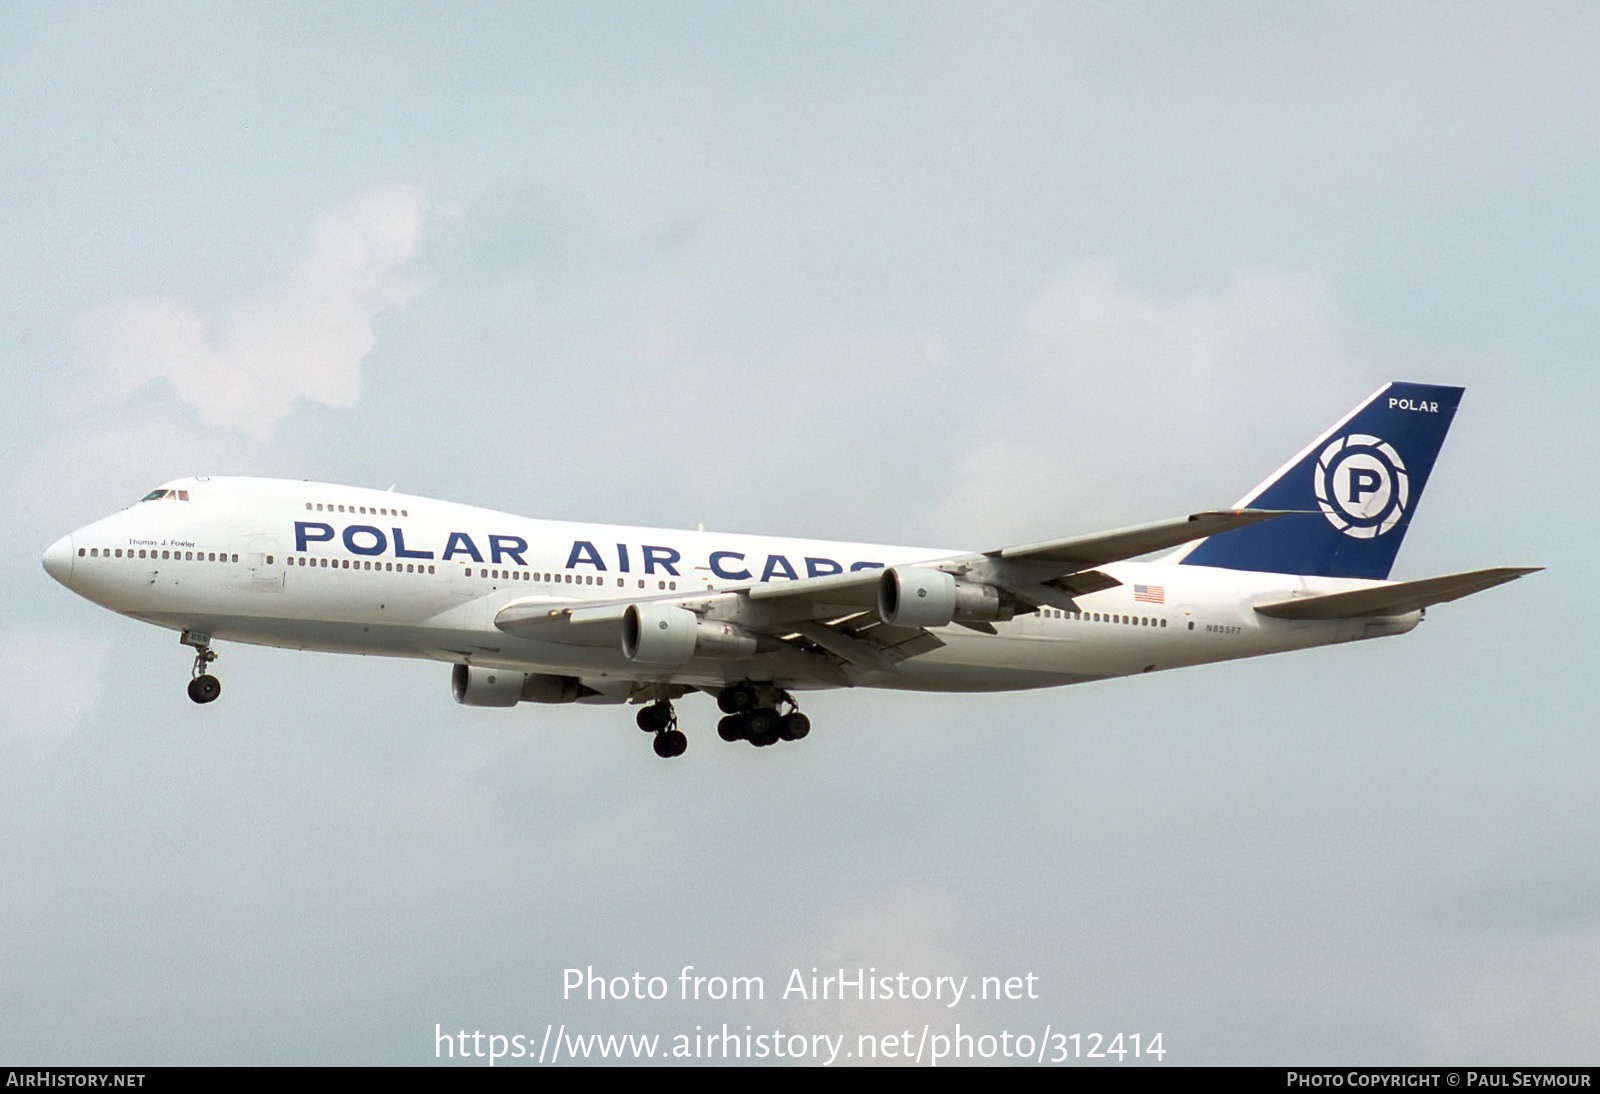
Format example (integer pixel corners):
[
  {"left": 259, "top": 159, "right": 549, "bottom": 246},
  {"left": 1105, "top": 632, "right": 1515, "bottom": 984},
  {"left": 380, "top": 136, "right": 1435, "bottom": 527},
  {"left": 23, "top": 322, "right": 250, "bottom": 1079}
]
[
  {"left": 622, "top": 603, "right": 759, "bottom": 665},
  {"left": 452, "top": 665, "right": 598, "bottom": 706},
  {"left": 451, "top": 664, "right": 526, "bottom": 707},
  {"left": 877, "top": 567, "right": 1015, "bottom": 628}
]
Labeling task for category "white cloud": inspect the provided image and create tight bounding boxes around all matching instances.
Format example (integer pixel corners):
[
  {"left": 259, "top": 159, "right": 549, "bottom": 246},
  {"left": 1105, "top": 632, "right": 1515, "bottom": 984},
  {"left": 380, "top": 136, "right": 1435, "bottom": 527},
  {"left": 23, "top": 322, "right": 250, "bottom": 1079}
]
[{"left": 77, "top": 184, "right": 428, "bottom": 441}]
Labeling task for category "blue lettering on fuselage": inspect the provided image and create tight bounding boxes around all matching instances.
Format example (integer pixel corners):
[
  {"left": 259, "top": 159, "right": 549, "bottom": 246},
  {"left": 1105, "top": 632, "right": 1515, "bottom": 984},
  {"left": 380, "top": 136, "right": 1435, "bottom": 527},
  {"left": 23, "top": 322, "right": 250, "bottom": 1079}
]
[
  {"left": 642, "top": 545, "right": 680, "bottom": 576},
  {"left": 710, "top": 551, "right": 750, "bottom": 581},
  {"left": 490, "top": 535, "right": 528, "bottom": 566},
  {"left": 296, "top": 521, "right": 334, "bottom": 552},
  {"left": 441, "top": 531, "right": 483, "bottom": 563},
  {"left": 343, "top": 525, "right": 387, "bottom": 556},
  {"left": 761, "top": 554, "right": 798, "bottom": 582},
  {"left": 567, "top": 540, "right": 606, "bottom": 570},
  {"left": 392, "top": 528, "right": 433, "bottom": 559},
  {"left": 291, "top": 522, "right": 886, "bottom": 582}
]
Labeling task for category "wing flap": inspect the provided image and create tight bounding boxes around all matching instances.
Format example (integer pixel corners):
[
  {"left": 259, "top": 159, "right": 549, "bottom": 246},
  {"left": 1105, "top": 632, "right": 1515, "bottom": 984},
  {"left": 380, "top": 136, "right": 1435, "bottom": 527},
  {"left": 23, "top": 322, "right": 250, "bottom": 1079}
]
[
  {"left": 1254, "top": 567, "right": 1541, "bottom": 620},
  {"left": 763, "top": 642, "right": 856, "bottom": 687},
  {"left": 791, "top": 618, "right": 945, "bottom": 672},
  {"left": 792, "top": 622, "right": 897, "bottom": 672}
]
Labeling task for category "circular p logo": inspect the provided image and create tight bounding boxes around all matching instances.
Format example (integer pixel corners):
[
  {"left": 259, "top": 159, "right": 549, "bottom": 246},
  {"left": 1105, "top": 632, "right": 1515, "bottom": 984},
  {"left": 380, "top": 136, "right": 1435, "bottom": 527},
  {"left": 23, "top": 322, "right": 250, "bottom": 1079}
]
[{"left": 1314, "top": 434, "right": 1409, "bottom": 539}]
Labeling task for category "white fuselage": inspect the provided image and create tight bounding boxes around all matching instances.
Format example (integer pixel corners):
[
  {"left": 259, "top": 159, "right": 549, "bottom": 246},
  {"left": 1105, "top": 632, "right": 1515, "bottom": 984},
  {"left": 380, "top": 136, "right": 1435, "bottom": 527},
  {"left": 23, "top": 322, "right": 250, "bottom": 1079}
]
[{"left": 43, "top": 477, "right": 1417, "bottom": 699}]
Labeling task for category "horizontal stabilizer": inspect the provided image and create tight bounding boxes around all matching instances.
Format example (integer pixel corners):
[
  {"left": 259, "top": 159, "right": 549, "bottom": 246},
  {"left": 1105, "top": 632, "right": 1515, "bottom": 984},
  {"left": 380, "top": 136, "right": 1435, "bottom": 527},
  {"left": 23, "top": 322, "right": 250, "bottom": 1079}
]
[{"left": 1254, "top": 567, "right": 1541, "bottom": 620}]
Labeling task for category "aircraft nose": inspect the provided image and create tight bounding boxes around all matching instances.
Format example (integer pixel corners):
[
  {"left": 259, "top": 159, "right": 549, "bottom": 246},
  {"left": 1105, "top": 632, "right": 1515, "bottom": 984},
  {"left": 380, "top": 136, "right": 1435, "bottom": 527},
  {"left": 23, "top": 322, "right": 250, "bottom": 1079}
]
[{"left": 41, "top": 535, "right": 74, "bottom": 586}]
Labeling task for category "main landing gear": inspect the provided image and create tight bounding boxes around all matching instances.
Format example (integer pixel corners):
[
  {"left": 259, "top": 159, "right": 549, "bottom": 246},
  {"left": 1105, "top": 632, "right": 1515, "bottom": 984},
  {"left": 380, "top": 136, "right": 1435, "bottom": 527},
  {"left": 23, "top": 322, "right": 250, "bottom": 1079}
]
[
  {"left": 714, "top": 684, "right": 809, "bottom": 749},
  {"left": 636, "top": 700, "right": 687, "bottom": 759},
  {"left": 181, "top": 630, "right": 221, "bottom": 704},
  {"left": 631, "top": 684, "right": 813, "bottom": 759}
]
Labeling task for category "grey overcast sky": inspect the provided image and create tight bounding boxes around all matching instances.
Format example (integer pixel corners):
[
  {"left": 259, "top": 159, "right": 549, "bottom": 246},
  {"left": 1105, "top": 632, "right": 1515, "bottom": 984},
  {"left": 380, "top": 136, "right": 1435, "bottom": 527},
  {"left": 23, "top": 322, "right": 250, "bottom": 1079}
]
[{"left": 3, "top": 2, "right": 1596, "bottom": 1065}]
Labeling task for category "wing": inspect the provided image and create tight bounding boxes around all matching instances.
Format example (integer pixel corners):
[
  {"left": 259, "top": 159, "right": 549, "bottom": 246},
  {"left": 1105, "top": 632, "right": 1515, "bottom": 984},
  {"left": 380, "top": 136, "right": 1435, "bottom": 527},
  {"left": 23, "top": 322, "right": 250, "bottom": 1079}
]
[
  {"left": 494, "top": 508, "right": 1289, "bottom": 685},
  {"left": 734, "top": 507, "right": 1289, "bottom": 618}
]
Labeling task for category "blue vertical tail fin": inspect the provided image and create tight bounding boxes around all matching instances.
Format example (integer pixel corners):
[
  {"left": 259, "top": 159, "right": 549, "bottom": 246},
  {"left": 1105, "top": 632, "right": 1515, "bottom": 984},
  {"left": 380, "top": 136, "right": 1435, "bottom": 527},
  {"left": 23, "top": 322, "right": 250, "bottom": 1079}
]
[{"left": 1173, "top": 382, "right": 1464, "bottom": 580}]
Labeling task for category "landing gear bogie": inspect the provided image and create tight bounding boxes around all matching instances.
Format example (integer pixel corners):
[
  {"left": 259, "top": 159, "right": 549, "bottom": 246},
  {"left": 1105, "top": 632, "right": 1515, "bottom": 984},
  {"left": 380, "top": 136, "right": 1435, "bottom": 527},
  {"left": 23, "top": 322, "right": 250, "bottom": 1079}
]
[
  {"left": 711, "top": 686, "right": 812, "bottom": 749},
  {"left": 636, "top": 698, "right": 688, "bottom": 759}
]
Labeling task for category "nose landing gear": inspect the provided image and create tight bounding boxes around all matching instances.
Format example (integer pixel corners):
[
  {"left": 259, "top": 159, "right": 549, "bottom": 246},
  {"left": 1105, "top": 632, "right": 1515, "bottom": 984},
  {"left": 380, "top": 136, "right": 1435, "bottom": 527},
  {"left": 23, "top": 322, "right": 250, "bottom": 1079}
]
[{"left": 181, "top": 630, "right": 221, "bottom": 704}]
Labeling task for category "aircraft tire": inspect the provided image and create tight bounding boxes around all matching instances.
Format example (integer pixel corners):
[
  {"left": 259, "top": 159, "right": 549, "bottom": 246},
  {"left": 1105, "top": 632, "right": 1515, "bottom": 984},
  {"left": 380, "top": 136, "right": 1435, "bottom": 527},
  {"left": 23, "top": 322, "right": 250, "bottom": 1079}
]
[
  {"left": 778, "top": 712, "right": 810, "bottom": 741},
  {"left": 717, "top": 714, "right": 746, "bottom": 742},
  {"left": 745, "top": 708, "right": 781, "bottom": 747},
  {"left": 717, "top": 684, "right": 757, "bottom": 715},
  {"left": 653, "top": 729, "right": 688, "bottom": 758},
  {"left": 187, "top": 674, "right": 221, "bottom": 704},
  {"left": 636, "top": 702, "right": 673, "bottom": 733}
]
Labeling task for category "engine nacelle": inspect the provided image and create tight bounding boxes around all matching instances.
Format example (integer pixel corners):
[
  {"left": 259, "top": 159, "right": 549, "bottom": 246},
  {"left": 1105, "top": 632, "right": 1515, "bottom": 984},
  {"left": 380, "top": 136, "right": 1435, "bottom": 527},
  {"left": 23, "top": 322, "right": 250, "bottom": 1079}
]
[
  {"left": 623, "top": 603, "right": 699, "bottom": 664},
  {"left": 878, "top": 567, "right": 957, "bottom": 627},
  {"left": 622, "top": 603, "right": 759, "bottom": 665},
  {"left": 451, "top": 664, "right": 527, "bottom": 707},
  {"left": 877, "top": 567, "right": 1013, "bottom": 628}
]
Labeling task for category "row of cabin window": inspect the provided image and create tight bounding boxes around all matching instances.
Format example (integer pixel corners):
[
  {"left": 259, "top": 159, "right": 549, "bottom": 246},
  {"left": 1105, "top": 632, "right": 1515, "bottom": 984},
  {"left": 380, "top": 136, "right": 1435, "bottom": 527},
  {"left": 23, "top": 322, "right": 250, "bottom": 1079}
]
[
  {"left": 1041, "top": 608, "right": 1168, "bottom": 628},
  {"left": 466, "top": 568, "right": 678, "bottom": 591},
  {"left": 82, "top": 547, "right": 238, "bottom": 562},
  {"left": 291, "top": 557, "right": 436, "bottom": 574},
  {"left": 282, "top": 558, "right": 677, "bottom": 589},
  {"left": 306, "top": 502, "right": 408, "bottom": 517}
]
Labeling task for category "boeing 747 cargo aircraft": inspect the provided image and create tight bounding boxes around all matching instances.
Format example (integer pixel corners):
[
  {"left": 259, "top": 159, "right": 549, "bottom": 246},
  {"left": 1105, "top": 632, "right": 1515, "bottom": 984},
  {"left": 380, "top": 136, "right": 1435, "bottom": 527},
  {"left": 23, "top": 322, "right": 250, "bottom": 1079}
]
[{"left": 41, "top": 382, "right": 1535, "bottom": 758}]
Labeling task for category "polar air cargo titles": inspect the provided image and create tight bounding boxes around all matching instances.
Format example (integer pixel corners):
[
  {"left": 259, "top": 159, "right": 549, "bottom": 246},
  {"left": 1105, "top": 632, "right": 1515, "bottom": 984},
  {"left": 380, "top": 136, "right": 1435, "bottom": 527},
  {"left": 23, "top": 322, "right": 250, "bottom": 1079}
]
[{"left": 42, "top": 382, "right": 1537, "bottom": 759}]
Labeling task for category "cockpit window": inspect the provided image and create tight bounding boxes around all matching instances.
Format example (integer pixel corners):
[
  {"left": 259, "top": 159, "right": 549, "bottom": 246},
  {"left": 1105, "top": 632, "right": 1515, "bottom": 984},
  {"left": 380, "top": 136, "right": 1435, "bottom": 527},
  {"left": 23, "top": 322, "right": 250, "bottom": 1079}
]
[
  {"left": 141, "top": 490, "right": 169, "bottom": 501},
  {"left": 138, "top": 489, "right": 190, "bottom": 502}
]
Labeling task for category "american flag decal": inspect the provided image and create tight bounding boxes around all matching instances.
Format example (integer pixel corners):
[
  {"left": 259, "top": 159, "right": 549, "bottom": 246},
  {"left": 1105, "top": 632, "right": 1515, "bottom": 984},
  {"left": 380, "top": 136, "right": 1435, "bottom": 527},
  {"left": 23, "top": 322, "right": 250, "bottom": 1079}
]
[{"left": 1133, "top": 584, "right": 1166, "bottom": 604}]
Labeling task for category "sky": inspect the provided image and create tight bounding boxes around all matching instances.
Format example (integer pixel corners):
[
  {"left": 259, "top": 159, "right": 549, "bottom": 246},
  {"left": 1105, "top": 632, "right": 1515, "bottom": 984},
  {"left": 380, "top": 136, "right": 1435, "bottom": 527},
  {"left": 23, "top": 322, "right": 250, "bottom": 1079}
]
[{"left": 2, "top": 1, "right": 1597, "bottom": 1066}]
